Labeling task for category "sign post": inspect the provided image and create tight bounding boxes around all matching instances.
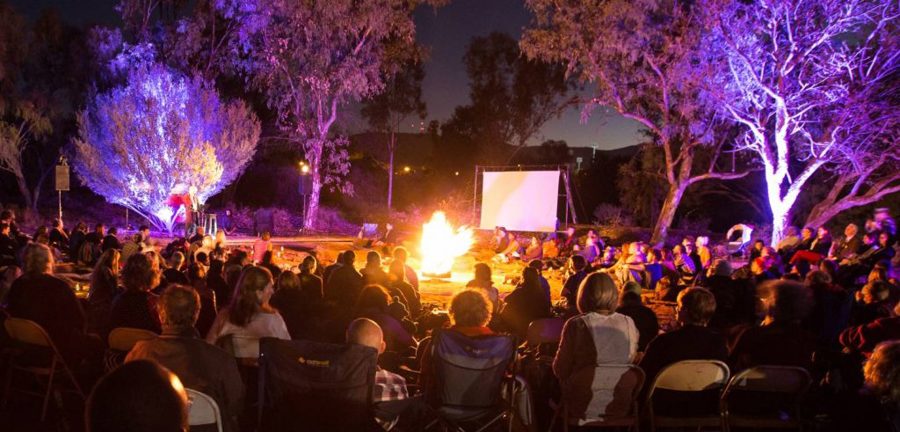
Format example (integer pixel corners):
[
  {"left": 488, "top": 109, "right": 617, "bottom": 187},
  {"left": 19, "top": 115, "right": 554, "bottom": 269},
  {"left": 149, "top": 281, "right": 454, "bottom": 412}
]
[{"left": 55, "top": 157, "right": 70, "bottom": 221}]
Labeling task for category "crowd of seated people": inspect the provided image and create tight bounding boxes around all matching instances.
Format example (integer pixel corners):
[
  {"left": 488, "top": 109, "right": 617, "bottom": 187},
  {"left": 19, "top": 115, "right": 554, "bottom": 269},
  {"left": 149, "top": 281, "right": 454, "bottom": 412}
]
[{"left": 0, "top": 205, "right": 898, "bottom": 431}]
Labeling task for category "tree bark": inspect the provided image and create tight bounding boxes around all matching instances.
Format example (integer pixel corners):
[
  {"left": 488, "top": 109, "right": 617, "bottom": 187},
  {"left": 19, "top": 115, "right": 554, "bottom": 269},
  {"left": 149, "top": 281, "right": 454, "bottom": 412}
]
[
  {"left": 303, "top": 142, "right": 323, "bottom": 230},
  {"left": 387, "top": 130, "right": 395, "bottom": 214},
  {"left": 651, "top": 183, "right": 686, "bottom": 247}
]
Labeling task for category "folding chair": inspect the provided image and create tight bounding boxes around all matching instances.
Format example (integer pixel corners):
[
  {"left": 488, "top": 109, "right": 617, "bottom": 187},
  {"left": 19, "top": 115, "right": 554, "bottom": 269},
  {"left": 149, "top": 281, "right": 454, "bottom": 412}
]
[
  {"left": 645, "top": 360, "right": 730, "bottom": 432},
  {"left": 721, "top": 366, "right": 811, "bottom": 431},
  {"left": 108, "top": 327, "right": 159, "bottom": 352},
  {"left": 425, "top": 329, "right": 517, "bottom": 432},
  {"left": 258, "top": 337, "right": 380, "bottom": 432},
  {"left": 187, "top": 388, "right": 224, "bottom": 432},
  {"left": 2, "top": 317, "right": 85, "bottom": 421},
  {"left": 548, "top": 364, "right": 645, "bottom": 431}
]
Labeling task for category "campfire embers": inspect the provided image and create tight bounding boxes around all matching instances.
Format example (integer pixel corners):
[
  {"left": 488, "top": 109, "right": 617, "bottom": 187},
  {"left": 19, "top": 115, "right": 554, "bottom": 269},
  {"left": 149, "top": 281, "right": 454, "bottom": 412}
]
[{"left": 419, "top": 211, "right": 473, "bottom": 279}]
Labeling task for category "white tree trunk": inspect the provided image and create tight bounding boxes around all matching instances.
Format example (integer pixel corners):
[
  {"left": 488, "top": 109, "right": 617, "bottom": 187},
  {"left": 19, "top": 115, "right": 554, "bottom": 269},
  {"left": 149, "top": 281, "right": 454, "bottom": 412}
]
[
  {"left": 387, "top": 131, "right": 395, "bottom": 214},
  {"left": 651, "top": 183, "right": 686, "bottom": 247},
  {"left": 303, "top": 143, "right": 323, "bottom": 230}
]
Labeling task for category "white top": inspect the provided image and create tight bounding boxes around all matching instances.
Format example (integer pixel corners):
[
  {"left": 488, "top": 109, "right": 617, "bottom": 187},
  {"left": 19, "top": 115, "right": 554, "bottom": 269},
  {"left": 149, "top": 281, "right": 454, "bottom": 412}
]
[
  {"left": 579, "top": 312, "right": 638, "bottom": 364},
  {"left": 206, "top": 310, "right": 291, "bottom": 358}
]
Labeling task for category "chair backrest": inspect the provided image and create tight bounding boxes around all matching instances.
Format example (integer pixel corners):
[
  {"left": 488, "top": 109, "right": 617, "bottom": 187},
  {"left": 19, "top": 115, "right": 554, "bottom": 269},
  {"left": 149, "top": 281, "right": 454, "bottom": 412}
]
[
  {"left": 5, "top": 317, "right": 53, "bottom": 348},
  {"left": 430, "top": 329, "right": 515, "bottom": 409},
  {"left": 526, "top": 318, "right": 565, "bottom": 347},
  {"left": 258, "top": 337, "right": 378, "bottom": 432},
  {"left": 562, "top": 364, "right": 645, "bottom": 420},
  {"left": 187, "top": 388, "right": 223, "bottom": 432},
  {"left": 108, "top": 327, "right": 158, "bottom": 352},
  {"left": 215, "top": 333, "right": 261, "bottom": 360},
  {"left": 648, "top": 360, "right": 730, "bottom": 397},
  {"left": 723, "top": 366, "right": 811, "bottom": 394}
]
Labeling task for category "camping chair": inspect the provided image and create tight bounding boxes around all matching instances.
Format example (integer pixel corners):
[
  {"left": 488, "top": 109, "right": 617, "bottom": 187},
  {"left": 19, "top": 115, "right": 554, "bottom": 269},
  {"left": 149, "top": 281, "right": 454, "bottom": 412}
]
[
  {"left": 721, "top": 366, "right": 811, "bottom": 431},
  {"left": 104, "top": 327, "right": 158, "bottom": 371},
  {"left": 425, "top": 329, "right": 517, "bottom": 432},
  {"left": 258, "top": 337, "right": 380, "bottom": 432},
  {"left": 187, "top": 388, "right": 224, "bottom": 432},
  {"left": 548, "top": 364, "right": 645, "bottom": 431},
  {"left": 645, "top": 360, "right": 730, "bottom": 432},
  {"left": 2, "top": 318, "right": 85, "bottom": 421}
]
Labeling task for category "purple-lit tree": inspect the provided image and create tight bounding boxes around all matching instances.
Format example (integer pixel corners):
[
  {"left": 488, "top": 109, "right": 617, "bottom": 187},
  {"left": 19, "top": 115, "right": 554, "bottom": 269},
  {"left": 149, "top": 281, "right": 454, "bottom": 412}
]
[
  {"left": 227, "top": 0, "right": 433, "bottom": 229},
  {"left": 522, "top": 0, "right": 752, "bottom": 245},
  {"left": 73, "top": 62, "right": 260, "bottom": 233},
  {"left": 709, "top": 0, "right": 898, "bottom": 244}
]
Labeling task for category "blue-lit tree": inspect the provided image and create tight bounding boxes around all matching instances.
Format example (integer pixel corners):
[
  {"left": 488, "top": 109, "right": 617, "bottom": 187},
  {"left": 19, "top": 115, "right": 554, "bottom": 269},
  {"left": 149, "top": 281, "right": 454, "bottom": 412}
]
[
  {"left": 73, "top": 62, "right": 260, "bottom": 233},
  {"left": 709, "top": 0, "right": 898, "bottom": 244}
]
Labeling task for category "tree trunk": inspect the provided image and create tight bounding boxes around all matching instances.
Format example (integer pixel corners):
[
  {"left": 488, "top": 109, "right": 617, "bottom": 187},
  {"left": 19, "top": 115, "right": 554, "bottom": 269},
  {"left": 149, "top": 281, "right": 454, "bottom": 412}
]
[
  {"left": 15, "top": 174, "right": 33, "bottom": 210},
  {"left": 650, "top": 183, "right": 686, "bottom": 247},
  {"left": 387, "top": 131, "right": 395, "bottom": 214},
  {"left": 303, "top": 145, "right": 323, "bottom": 230}
]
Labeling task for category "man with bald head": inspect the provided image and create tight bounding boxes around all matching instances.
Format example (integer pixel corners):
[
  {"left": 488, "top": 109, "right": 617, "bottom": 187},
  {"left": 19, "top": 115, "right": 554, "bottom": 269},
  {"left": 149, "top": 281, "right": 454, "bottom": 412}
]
[{"left": 346, "top": 318, "right": 410, "bottom": 429}]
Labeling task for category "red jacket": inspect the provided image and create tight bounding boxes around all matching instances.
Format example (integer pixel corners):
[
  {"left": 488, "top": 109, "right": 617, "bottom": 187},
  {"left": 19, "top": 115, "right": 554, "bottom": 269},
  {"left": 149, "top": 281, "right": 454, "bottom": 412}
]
[{"left": 839, "top": 316, "right": 900, "bottom": 355}]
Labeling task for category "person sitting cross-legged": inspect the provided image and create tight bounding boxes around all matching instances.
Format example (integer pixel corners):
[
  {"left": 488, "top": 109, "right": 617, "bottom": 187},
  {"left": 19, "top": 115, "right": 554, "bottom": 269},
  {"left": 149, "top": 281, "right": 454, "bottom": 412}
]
[{"left": 126, "top": 284, "right": 243, "bottom": 432}]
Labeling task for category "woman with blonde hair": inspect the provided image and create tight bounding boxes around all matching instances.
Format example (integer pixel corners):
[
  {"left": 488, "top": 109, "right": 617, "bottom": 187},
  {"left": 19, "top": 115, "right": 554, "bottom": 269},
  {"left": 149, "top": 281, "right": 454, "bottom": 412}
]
[
  {"left": 206, "top": 266, "right": 290, "bottom": 358},
  {"left": 87, "top": 248, "right": 121, "bottom": 332}
]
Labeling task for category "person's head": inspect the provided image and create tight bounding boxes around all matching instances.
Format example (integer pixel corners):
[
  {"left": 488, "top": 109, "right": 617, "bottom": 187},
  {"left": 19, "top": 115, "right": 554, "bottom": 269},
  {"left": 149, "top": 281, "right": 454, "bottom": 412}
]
[
  {"left": 215, "top": 229, "right": 225, "bottom": 242},
  {"left": 95, "top": 249, "right": 120, "bottom": 274},
  {"left": 521, "top": 266, "right": 541, "bottom": 292},
  {"left": 576, "top": 272, "right": 619, "bottom": 314},
  {"left": 300, "top": 255, "right": 317, "bottom": 274},
  {"left": 392, "top": 246, "right": 409, "bottom": 264},
  {"left": 122, "top": 253, "right": 161, "bottom": 292},
  {"left": 862, "top": 231, "right": 877, "bottom": 246},
  {"left": 805, "top": 270, "right": 832, "bottom": 286},
  {"left": 672, "top": 244, "right": 684, "bottom": 255},
  {"left": 868, "top": 266, "right": 888, "bottom": 283},
  {"left": 276, "top": 270, "right": 301, "bottom": 291},
  {"left": 473, "top": 262, "right": 491, "bottom": 283},
  {"left": 763, "top": 280, "right": 813, "bottom": 324},
  {"left": 169, "top": 252, "right": 185, "bottom": 271},
  {"left": 355, "top": 284, "right": 391, "bottom": 312},
  {"left": 0, "top": 209, "right": 13, "bottom": 222},
  {"left": 619, "top": 290, "right": 642, "bottom": 307},
  {"left": 228, "top": 266, "right": 274, "bottom": 326},
  {"left": 195, "top": 226, "right": 205, "bottom": 237},
  {"left": 819, "top": 259, "right": 838, "bottom": 279},
  {"left": 528, "top": 259, "right": 544, "bottom": 273},
  {"left": 94, "top": 223, "right": 105, "bottom": 234},
  {"left": 23, "top": 243, "right": 54, "bottom": 275},
  {"left": 158, "top": 285, "right": 201, "bottom": 331},
  {"left": 878, "top": 231, "right": 890, "bottom": 247},
  {"left": 366, "top": 250, "right": 381, "bottom": 267},
  {"left": 86, "top": 360, "right": 188, "bottom": 432},
  {"left": 864, "top": 341, "right": 900, "bottom": 406},
  {"left": 709, "top": 259, "right": 733, "bottom": 278},
  {"left": 260, "top": 231, "right": 270, "bottom": 241},
  {"left": 676, "top": 287, "right": 717, "bottom": 326},
  {"left": 570, "top": 255, "right": 587, "bottom": 272},
  {"left": 801, "top": 227, "right": 813, "bottom": 240},
  {"left": 844, "top": 223, "right": 858, "bottom": 238},
  {"left": 695, "top": 236, "right": 709, "bottom": 248},
  {"left": 52, "top": 218, "right": 63, "bottom": 229},
  {"left": 507, "top": 231, "right": 516, "bottom": 241},
  {"left": 817, "top": 226, "right": 829, "bottom": 238},
  {"left": 341, "top": 250, "right": 356, "bottom": 266},
  {"left": 753, "top": 239, "right": 765, "bottom": 250},
  {"left": 195, "top": 251, "right": 209, "bottom": 266},
  {"left": 862, "top": 281, "right": 891, "bottom": 304},
  {"left": 187, "top": 263, "right": 206, "bottom": 285},
  {"left": 139, "top": 225, "right": 149, "bottom": 235},
  {"left": 346, "top": 318, "right": 385, "bottom": 354},
  {"left": 449, "top": 289, "right": 492, "bottom": 327},
  {"left": 108, "top": 227, "right": 118, "bottom": 236},
  {"left": 388, "top": 260, "right": 406, "bottom": 282},
  {"left": 682, "top": 236, "right": 695, "bottom": 248}
]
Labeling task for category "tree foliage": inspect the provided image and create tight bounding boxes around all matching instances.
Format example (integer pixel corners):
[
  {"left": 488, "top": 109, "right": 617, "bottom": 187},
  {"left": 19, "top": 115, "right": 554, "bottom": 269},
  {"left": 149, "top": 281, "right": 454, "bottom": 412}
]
[
  {"left": 522, "top": 0, "right": 751, "bottom": 245},
  {"left": 445, "top": 32, "right": 576, "bottom": 163},
  {"left": 227, "top": 0, "right": 432, "bottom": 228},
  {"left": 708, "top": 0, "right": 899, "bottom": 244},
  {"left": 73, "top": 63, "right": 260, "bottom": 233}
]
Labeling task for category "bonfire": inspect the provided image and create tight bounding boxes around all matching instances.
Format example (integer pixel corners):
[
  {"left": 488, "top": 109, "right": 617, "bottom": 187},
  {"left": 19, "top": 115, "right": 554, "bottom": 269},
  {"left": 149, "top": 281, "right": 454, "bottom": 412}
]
[{"left": 419, "top": 211, "right": 473, "bottom": 278}]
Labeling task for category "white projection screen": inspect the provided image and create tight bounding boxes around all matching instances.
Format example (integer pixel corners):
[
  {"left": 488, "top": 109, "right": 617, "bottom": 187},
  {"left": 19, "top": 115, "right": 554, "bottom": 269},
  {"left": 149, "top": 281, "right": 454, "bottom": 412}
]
[{"left": 479, "top": 170, "right": 559, "bottom": 232}]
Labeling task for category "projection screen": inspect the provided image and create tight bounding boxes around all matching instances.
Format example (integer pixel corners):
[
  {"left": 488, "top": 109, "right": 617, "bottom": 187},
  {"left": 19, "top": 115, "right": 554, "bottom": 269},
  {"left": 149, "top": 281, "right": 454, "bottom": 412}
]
[{"left": 479, "top": 170, "right": 559, "bottom": 232}]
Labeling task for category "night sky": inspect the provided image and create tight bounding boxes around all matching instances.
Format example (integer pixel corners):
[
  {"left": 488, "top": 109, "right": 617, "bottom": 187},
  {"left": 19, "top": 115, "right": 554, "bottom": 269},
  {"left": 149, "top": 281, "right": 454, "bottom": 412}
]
[{"left": 12, "top": 0, "right": 643, "bottom": 150}]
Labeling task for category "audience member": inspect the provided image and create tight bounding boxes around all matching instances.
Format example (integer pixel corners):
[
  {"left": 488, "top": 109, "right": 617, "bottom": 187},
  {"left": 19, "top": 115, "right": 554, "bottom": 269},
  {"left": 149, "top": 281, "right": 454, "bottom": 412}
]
[
  {"left": 86, "top": 360, "right": 188, "bottom": 432},
  {"left": 101, "top": 227, "right": 122, "bottom": 252},
  {"left": 126, "top": 285, "right": 243, "bottom": 432},
  {"left": 615, "top": 290, "right": 659, "bottom": 351},
  {"left": 346, "top": 318, "right": 410, "bottom": 429},
  {"left": 501, "top": 266, "right": 551, "bottom": 338},
  {"left": 362, "top": 250, "right": 390, "bottom": 286},
  {"left": 553, "top": 272, "right": 638, "bottom": 382},
  {"left": 354, "top": 284, "right": 416, "bottom": 354},
  {"left": 560, "top": 255, "right": 589, "bottom": 317},
  {"left": 109, "top": 253, "right": 162, "bottom": 334},
  {"left": 392, "top": 246, "right": 419, "bottom": 292},
  {"left": 325, "top": 250, "right": 364, "bottom": 308},
  {"left": 87, "top": 249, "right": 121, "bottom": 333},
  {"left": 466, "top": 262, "right": 500, "bottom": 315},
  {"left": 252, "top": 231, "right": 272, "bottom": 263},
  {"left": 206, "top": 266, "right": 290, "bottom": 358}
]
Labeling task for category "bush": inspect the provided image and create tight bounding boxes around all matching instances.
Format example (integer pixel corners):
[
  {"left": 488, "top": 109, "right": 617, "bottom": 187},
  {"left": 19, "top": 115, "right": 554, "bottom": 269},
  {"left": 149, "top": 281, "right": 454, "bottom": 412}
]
[{"left": 593, "top": 203, "right": 633, "bottom": 227}]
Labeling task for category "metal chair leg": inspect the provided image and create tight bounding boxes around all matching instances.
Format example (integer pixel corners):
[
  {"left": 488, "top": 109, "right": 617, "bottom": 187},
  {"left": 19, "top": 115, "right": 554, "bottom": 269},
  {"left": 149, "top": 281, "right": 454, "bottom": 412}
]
[{"left": 40, "top": 358, "right": 57, "bottom": 422}]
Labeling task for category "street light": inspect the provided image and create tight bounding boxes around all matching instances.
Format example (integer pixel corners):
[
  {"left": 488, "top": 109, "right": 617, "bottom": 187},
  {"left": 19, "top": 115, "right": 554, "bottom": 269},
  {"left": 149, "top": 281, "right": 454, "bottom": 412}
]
[{"left": 403, "top": 166, "right": 411, "bottom": 173}]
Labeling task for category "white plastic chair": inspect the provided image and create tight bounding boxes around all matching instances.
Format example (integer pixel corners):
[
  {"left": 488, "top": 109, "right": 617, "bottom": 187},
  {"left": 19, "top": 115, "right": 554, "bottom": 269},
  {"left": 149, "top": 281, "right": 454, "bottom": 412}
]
[
  {"left": 187, "top": 388, "right": 223, "bottom": 432},
  {"left": 645, "top": 360, "right": 730, "bottom": 432}
]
